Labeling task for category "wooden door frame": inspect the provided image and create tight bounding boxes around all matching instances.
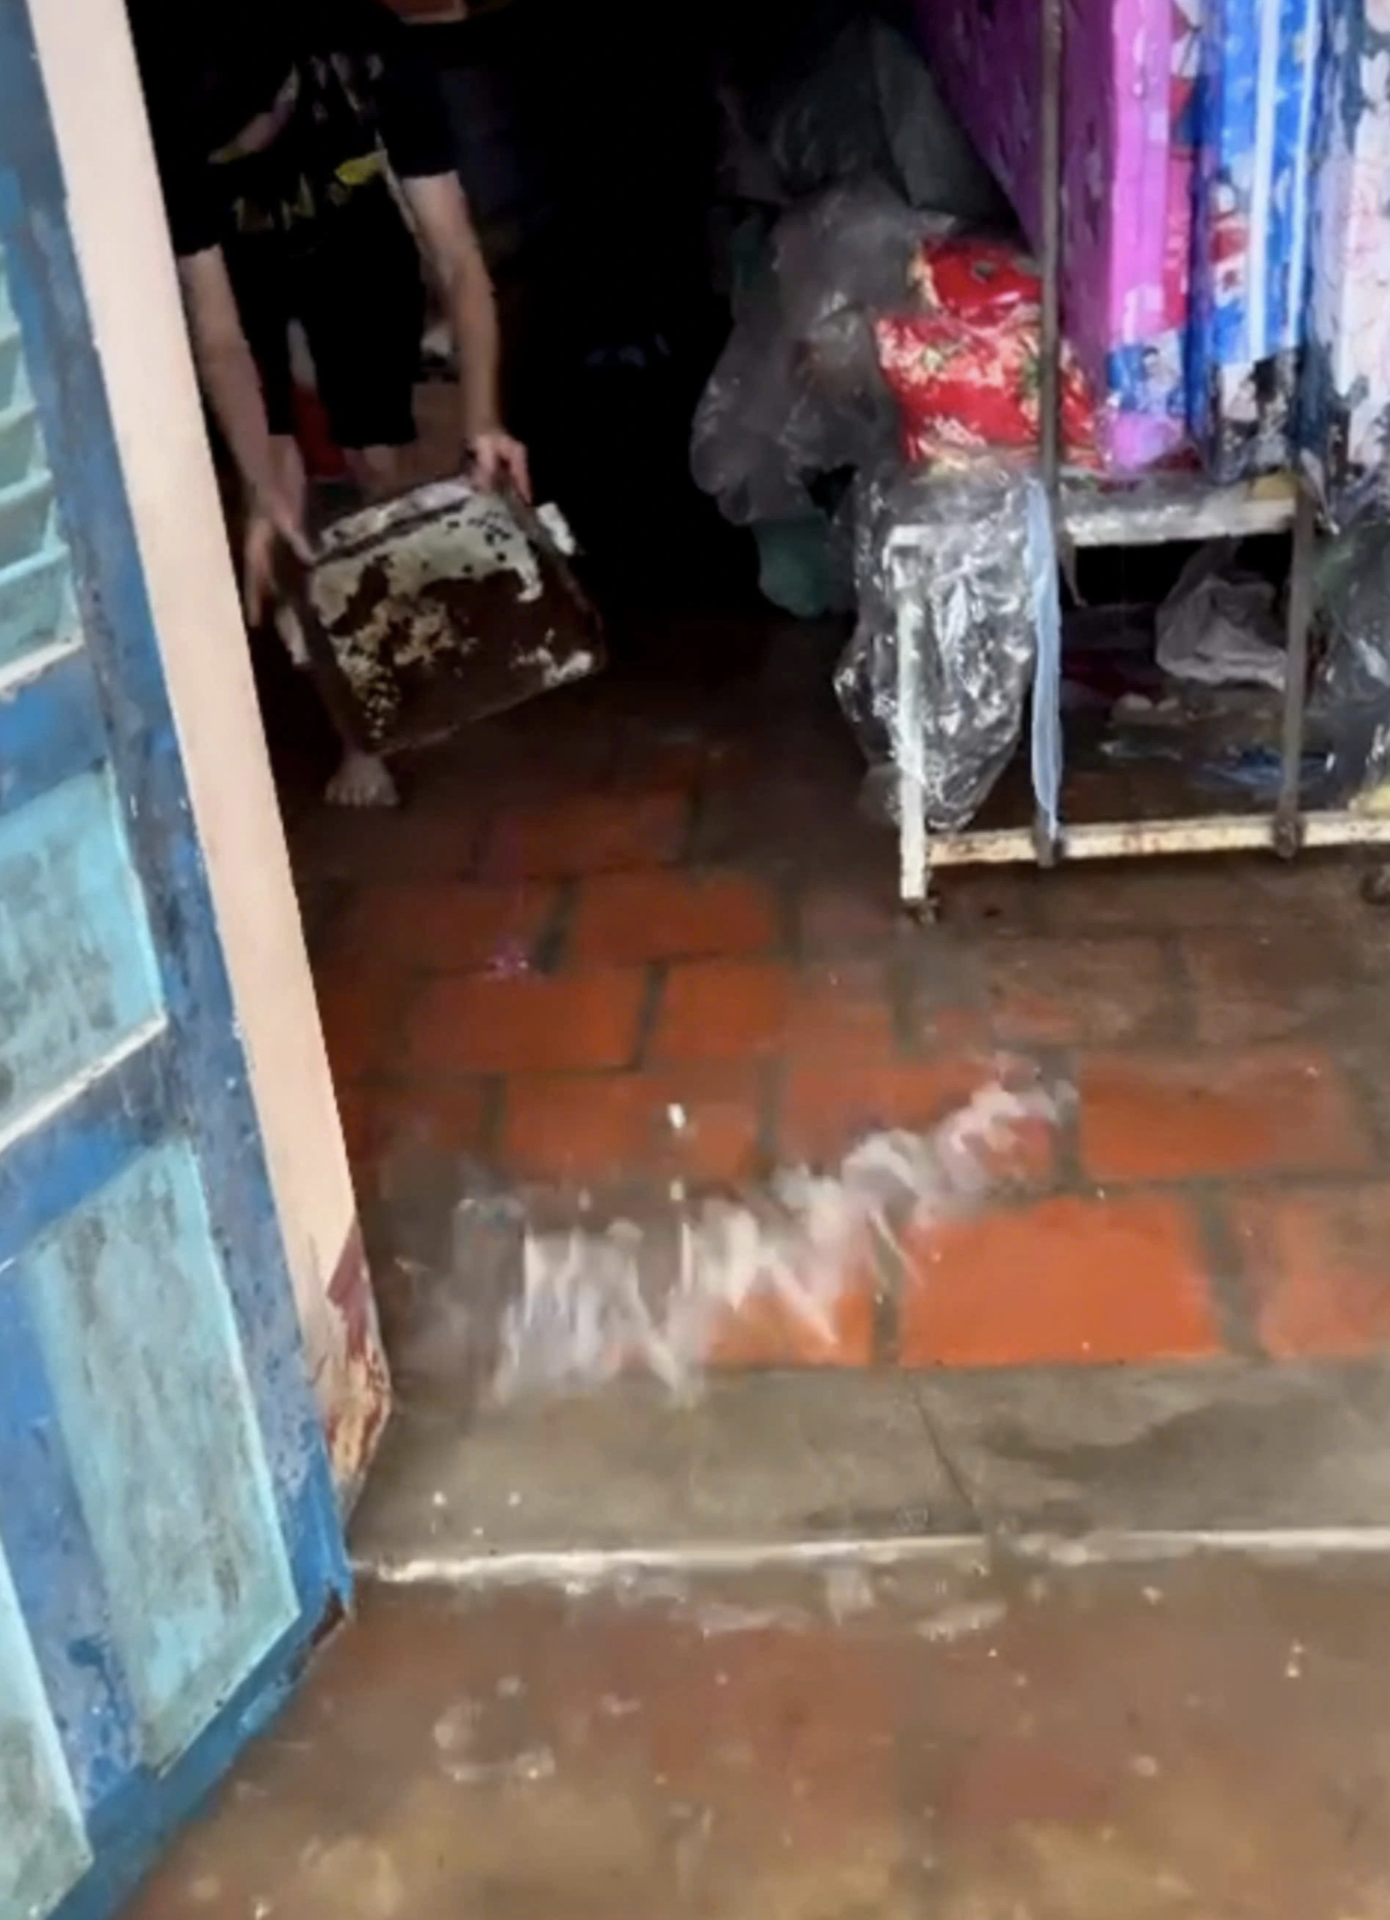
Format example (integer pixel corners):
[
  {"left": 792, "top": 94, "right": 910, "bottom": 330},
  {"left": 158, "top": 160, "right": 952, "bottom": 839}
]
[{"left": 23, "top": 0, "right": 390, "bottom": 1500}]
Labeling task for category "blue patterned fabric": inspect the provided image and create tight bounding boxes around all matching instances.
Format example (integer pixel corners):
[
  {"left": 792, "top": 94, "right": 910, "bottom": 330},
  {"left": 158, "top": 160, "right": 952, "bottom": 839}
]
[
  {"left": 1188, "top": 0, "right": 1320, "bottom": 480},
  {"left": 1299, "top": 0, "right": 1390, "bottom": 522}
]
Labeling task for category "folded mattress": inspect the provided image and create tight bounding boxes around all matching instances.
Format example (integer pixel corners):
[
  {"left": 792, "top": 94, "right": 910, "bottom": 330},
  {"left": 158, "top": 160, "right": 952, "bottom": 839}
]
[
  {"left": 1298, "top": 0, "right": 1390, "bottom": 520},
  {"left": 916, "top": 0, "right": 1189, "bottom": 472},
  {"left": 1187, "top": 0, "right": 1321, "bottom": 480}
]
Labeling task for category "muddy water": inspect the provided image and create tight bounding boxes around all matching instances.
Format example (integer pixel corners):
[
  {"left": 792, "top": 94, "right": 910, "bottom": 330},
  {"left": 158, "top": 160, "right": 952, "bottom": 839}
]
[{"left": 125, "top": 1548, "right": 1390, "bottom": 1919}]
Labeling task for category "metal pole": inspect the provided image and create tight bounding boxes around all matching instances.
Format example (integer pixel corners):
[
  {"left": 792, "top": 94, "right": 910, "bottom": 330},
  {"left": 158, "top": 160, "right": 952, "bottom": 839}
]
[
  {"left": 1275, "top": 477, "right": 1315, "bottom": 857},
  {"left": 1034, "top": 0, "right": 1064, "bottom": 865},
  {"left": 1038, "top": 0, "right": 1063, "bottom": 510}
]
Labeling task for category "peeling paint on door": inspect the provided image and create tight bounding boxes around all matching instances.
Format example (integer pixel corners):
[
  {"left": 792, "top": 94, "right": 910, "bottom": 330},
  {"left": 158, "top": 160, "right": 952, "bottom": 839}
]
[{"left": 0, "top": 9, "right": 349, "bottom": 1915}]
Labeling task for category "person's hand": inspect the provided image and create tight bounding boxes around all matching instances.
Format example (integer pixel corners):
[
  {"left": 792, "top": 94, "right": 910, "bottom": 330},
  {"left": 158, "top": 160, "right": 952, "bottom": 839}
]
[
  {"left": 242, "top": 438, "right": 311, "bottom": 626},
  {"left": 467, "top": 428, "right": 532, "bottom": 503},
  {"left": 243, "top": 497, "right": 312, "bottom": 626}
]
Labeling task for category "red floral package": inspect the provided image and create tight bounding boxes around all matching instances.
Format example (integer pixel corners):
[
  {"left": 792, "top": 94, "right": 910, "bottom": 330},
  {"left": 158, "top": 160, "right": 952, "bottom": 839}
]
[
  {"left": 874, "top": 235, "right": 1101, "bottom": 468},
  {"left": 908, "top": 236, "right": 1041, "bottom": 324}
]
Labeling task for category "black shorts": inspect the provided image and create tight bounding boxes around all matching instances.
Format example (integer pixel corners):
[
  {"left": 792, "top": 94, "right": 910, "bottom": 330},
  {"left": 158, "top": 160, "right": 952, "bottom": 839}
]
[{"left": 227, "top": 188, "right": 426, "bottom": 450}]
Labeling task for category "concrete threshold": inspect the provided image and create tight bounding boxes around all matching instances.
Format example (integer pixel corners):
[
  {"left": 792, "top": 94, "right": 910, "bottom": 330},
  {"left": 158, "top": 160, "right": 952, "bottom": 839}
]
[
  {"left": 350, "top": 1359, "right": 1390, "bottom": 1585},
  {"left": 355, "top": 1527, "right": 1390, "bottom": 1592}
]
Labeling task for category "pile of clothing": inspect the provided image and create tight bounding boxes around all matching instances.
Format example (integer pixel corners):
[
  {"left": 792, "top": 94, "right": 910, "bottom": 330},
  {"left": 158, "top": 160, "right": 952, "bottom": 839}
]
[
  {"left": 691, "top": 0, "right": 1390, "bottom": 836},
  {"left": 916, "top": 0, "right": 1390, "bottom": 514}
]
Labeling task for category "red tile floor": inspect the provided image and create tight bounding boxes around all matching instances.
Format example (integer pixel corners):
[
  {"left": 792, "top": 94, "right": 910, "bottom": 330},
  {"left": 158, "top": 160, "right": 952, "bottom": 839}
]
[{"left": 279, "top": 615, "right": 1390, "bottom": 1375}]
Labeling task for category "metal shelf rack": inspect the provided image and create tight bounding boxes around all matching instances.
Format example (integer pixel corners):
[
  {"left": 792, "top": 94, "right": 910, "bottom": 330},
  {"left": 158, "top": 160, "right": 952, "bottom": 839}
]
[{"left": 894, "top": 0, "right": 1390, "bottom": 911}]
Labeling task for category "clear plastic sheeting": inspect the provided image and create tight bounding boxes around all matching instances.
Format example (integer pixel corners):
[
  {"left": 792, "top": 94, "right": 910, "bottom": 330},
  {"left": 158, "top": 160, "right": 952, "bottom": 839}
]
[
  {"left": 1310, "top": 520, "right": 1390, "bottom": 800},
  {"left": 692, "top": 184, "right": 941, "bottom": 528},
  {"left": 1155, "top": 541, "right": 1287, "bottom": 692},
  {"left": 715, "top": 5, "right": 1009, "bottom": 221},
  {"left": 836, "top": 466, "right": 1061, "bottom": 833}
]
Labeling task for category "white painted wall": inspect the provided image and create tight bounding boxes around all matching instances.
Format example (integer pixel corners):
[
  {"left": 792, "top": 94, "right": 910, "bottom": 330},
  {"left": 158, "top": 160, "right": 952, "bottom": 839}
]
[{"left": 26, "top": 0, "right": 388, "bottom": 1497}]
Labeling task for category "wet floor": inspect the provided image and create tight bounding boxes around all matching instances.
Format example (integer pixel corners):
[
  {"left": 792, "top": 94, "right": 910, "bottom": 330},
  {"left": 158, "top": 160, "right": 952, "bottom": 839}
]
[{"left": 126, "top": 1548, "right": 1390, "bottom": 1919}]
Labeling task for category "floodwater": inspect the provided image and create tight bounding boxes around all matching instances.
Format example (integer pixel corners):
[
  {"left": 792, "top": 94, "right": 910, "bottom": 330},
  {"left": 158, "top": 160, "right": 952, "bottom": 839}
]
[{"left": 127, "top": 1547, "right": 1390, "bottom": 1920}]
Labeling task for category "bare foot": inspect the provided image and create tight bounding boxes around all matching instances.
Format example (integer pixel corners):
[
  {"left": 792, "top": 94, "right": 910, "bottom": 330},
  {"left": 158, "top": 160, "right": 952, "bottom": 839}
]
[{"left": 325, "top": 750, "right": 399, "bottom": 808}]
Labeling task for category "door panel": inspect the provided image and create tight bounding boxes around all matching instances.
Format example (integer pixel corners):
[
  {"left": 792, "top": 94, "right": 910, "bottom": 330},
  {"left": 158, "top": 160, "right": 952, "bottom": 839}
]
[
  {"left": 21, "top": 1141, "right": 299, "bottom": 1770},
  {"left": 0, "top": 768, "right": 165, "bottom": 1129},
  {"left": 0, "top": 2, "right": 352, "bottom": 1913},
  {"left": 0, "top": 1540, "right": 92, "bottom": 1918},
  {"left": 0, "top": 281, "right": 75, "bottom": 677}
]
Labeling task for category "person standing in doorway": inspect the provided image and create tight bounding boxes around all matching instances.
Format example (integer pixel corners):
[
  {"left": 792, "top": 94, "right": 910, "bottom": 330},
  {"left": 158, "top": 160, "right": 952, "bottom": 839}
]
[{"left": 129, "top": 0, "right": 530, "bottom": 801}]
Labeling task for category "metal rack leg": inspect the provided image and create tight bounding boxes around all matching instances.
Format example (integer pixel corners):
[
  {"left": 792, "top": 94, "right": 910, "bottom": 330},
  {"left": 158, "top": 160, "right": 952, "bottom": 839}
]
[
  {"left": 1275, "top": 479, "right": 1315, "bottom": 857},
  {"left": 899, "top": 788, "right": 932, "bottom": 914},
  {"left": 894, "top": 558, "right": 931, "bottom": 912}
]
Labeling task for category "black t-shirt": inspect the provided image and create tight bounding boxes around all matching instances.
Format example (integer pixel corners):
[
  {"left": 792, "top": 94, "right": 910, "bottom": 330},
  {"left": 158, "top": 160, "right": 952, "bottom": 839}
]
[{"left": 130, "top": 0, "right": 454, "bottom": 258}]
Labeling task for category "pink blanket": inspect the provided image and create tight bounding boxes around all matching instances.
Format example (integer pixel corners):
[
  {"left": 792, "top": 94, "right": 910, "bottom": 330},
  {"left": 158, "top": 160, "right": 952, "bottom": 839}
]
[{"left": 916, "top": 0, "right": 1191, "bottom": 471}]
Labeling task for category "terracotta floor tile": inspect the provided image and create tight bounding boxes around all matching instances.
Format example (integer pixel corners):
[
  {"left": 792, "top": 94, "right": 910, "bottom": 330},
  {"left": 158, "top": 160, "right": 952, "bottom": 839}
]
[
  {"left": 1181, "top": 928, "right": 1350, "bottom": 1046},
  {"left": 406, "top": 969, "right": 646, "bottom": 1076},
  {"left": 985, "top": 936, "right": 1177, "bottom": 1045},
  {"left": 927, "top": 867, "right": 1047, "bottom": 933},
  {"left": 779, "top": 1057, "right": 1057, "bottom": 1183},
  {"left": 1078, "top": 1047, "right": 1373, "bottom": 1184},
  {"left": 782, "top": 961, "right": 899, "bottom": 1060},
  {"left": 898, "top": 951, "right": 993, "bottom": 1055},
  {"left": 328, "top": 880, "right": 560, "bottom": 975},
  {"left": 1345, "top": 1041, "right": 1390, "bottom": 1161},
  {"left": 1031, "top": 859, "right": 1282, "bottom": 937},
  {"left": 691, "top": 774, "right": 882, "bottom": 873},
  {"left": 290, "top": 806, "right": 483, "bottom": 884},
  {"left": 651, "top": 959, "right": 898, "bottom": 1066},
  {"left": 706, "top": 1245, "right": 877, "bottom": 1367},
  {"left": 404, "top": 713, "right": 614, "bottom": 811},
  {"left": 480, "top": 790, "right": 688, "bottom": 880},
  {"left": 1230, "top": 1185, "right": 1390, "bottom": 1358},
  {"left": 570, "top": 869, "right": 780, "bottom": 967},
  {"left": 915, "top": 1002, "right": 996, "bottom": 1053},
  {"left": 901, "top": 1193, "right": 1221, "bottom": 1366},
  {"left": 652, "top": 959, "right": 794, "bottom": 1061},
  {"left": 798, "top": 881, "right": 902, "bottom": 956},
  {"left": 315, "top": 973, "right": 415, "bottom": 1085},
  {"left": 501, "top": 1063, "right": 765, "bottom": 1185},
  {"left": 607, "top": 721, "right": 749, "bottom": 792}
]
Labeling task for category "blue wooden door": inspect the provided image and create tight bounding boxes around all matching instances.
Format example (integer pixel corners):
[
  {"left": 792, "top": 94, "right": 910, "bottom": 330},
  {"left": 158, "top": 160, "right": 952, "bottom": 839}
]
[{"left": 0, "top": 7, "right": 350, "bottom": 1918}]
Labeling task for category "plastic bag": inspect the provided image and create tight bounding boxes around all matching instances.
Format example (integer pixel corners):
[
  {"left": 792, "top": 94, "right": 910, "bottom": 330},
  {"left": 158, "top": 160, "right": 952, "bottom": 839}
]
[
  {"left": 691, "top": 183, "right": 937, "bottom": 526},
  {"left": 753, "top": 516, "right": 856, "bottom": 618},
  {"left": 1309, "top": 520, "right": 1390, "bottom": 799},
  {"left": 868, "top": 17, "right": 1010, "bottom": 222},
  {"left": 836, "top": 465, "right": 1062, "bottom": 832},
  {"left": 690, "top": 251, "right": 815, "bottom": 525},
  {"left": 1155, "top": 540, "right": 1287, "bottom": 692},
  {"left": 716, "top": 4, "right": 1008, "bottom": 222},
  {"left": 873, "top": 237, "right": 1101, "bottom": 467}
]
